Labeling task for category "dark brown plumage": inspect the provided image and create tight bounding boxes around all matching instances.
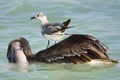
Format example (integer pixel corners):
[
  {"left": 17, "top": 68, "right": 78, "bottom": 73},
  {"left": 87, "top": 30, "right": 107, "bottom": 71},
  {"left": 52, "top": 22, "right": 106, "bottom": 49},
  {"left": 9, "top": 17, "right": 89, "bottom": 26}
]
[
  {"left": 35, "top": 34, "right": 110, "bottom": 64},
  {"left": 7, "top": 35, "right": 118, "bottom": 64}
]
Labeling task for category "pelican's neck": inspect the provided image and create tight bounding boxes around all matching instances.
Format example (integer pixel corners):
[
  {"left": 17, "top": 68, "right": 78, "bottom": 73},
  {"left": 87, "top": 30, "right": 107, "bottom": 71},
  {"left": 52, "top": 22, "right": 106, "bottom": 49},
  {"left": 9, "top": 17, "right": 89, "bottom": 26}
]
[
  {"left": 15, "top": 49, "right": 28, "bottom": 64},
  {"left": 12, "top": 42, "right": 28, "bottom": 64}
]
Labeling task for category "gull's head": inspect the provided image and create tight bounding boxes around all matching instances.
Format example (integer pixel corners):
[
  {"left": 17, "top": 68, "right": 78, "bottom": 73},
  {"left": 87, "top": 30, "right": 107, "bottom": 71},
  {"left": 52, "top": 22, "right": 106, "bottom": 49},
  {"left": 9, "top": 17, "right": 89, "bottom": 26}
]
[{"left": 31, "top": 12, "right": 48, "bottom": 24}]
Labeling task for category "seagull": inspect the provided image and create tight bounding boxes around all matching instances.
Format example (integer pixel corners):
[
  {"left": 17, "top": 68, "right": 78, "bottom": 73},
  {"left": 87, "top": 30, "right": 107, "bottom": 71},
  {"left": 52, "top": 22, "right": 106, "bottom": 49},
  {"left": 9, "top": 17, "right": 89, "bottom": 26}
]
[{"left": 31, "top": 12, "right": 73, "bottom": 48}]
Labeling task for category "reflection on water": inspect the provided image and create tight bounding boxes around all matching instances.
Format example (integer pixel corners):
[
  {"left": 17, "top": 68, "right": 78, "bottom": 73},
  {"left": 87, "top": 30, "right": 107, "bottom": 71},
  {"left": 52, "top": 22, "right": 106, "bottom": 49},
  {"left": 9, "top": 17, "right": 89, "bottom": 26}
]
[
  {"left": 5, "top": 62, "right": 118, "bottom": 80},
  {"left": 9, "top": 61, "right": 117, "bottom": 73}
]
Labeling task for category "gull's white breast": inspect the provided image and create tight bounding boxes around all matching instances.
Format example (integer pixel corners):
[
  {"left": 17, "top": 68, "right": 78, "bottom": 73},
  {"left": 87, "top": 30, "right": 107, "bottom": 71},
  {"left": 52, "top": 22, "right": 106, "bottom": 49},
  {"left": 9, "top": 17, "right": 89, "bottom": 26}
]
[{"left": 43, "top": 32, "right": 65, "bottom": 40}]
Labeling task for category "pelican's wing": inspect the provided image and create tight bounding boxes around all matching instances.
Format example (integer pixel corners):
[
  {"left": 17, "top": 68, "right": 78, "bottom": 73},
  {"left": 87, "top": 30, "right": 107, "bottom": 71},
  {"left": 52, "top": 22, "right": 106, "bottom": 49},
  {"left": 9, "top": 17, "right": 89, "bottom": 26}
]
[{"left": 35, "top": 34, "right": 109, "bottom": 64}]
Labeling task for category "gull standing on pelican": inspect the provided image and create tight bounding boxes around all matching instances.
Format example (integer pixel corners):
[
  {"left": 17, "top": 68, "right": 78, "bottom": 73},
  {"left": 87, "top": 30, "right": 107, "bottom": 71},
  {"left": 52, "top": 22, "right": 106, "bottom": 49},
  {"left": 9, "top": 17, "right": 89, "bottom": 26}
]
[{"left": 31, "top": 13, "right": 72, "bottom": 48}]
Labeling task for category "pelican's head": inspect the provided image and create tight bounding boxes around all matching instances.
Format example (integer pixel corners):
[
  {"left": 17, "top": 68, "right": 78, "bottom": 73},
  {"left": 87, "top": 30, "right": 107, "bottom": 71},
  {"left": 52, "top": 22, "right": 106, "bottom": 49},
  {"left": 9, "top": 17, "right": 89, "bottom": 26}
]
[
  {"left": 31, "top": 12, "right": 48, "bottom": 24},
  {"left": 7, "top": 37, "right": 32, "bottom": 63}
]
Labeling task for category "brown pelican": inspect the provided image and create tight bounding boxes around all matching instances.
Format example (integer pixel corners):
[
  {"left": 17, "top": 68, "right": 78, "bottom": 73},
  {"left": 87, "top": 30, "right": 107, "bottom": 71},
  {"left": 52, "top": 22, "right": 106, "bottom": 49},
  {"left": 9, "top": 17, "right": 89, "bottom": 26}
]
[{"left": 7, "top": 35, "right": 118, "bottom": 64}]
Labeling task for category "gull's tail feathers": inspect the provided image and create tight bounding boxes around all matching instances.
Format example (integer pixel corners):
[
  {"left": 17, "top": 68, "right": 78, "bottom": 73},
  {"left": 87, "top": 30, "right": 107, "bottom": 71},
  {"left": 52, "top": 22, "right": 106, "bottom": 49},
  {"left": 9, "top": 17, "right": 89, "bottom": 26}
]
[
  {"left": 62, "top": 19, "right": 71, "bottom": 32},
  {"left": 51, "top": 26, "right": 75, "bottom": 34}
]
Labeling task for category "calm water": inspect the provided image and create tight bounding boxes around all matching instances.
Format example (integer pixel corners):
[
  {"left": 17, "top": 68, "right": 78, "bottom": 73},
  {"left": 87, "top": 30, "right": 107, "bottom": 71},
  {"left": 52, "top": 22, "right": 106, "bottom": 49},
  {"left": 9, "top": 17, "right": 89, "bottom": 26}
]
[{"left": 0, "top": 0, "right": 120, "bottom": 80}]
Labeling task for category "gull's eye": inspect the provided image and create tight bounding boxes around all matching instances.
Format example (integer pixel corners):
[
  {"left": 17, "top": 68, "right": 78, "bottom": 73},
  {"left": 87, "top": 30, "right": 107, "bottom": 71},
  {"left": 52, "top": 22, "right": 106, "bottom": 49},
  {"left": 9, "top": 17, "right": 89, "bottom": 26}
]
[{"left": 37, "top": 15, "right": 39, "bottom": 17}]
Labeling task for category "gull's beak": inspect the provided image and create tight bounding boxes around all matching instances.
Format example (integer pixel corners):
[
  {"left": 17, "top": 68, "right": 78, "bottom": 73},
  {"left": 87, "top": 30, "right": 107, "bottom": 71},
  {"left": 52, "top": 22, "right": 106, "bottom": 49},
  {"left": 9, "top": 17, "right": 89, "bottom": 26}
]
[{"left": 30, "top": 16, "right": 36, "bottom": 20}]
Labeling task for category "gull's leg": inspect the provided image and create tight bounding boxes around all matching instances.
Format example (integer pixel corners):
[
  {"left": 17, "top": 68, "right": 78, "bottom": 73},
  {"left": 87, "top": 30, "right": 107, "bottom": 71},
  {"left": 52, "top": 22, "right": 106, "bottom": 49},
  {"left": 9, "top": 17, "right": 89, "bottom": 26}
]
[{"left": 47, "top": 40, "right": 50, "bottom": 49}]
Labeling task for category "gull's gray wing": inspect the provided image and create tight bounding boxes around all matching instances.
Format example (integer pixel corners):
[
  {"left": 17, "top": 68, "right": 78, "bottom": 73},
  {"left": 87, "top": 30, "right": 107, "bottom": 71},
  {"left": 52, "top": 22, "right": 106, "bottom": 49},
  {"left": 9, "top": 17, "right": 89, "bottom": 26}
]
[{"left": 41, "top": 19, "right": 71, "bottom": 34}]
